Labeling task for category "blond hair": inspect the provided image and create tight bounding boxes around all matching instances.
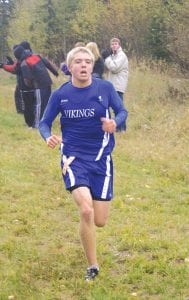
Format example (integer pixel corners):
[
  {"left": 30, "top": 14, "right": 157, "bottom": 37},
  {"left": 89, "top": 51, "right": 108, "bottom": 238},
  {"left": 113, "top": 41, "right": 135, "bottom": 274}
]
[
  {"left": 66, "top": 47, "right": 95, "bottom": 68},
  {"left": 86, "top": 42, "right": 101, "bottom": 61}
]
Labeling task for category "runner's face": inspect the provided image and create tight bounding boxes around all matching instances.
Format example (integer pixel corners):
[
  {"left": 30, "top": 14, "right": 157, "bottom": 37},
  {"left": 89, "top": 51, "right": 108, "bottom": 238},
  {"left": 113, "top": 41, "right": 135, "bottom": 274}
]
[{"left": 69, "top": 52, "right": 93, "bottom": 87}]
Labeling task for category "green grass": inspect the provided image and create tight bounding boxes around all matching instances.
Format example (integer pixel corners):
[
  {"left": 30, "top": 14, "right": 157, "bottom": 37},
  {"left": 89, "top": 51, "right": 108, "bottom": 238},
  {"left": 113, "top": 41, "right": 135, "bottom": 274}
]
[{"left": 0, "top": 66, "right": 189, "bottom": 300}]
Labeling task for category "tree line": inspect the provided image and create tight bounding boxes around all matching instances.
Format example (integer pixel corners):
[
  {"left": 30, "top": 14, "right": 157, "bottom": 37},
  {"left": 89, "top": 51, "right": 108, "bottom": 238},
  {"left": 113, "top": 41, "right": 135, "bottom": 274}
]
[{"left": 0, "top": 0, "right": 189, "bottom": 72}]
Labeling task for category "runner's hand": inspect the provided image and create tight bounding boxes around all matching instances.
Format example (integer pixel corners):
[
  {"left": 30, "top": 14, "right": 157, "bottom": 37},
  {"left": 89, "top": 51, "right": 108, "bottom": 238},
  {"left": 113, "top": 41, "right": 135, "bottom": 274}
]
[
  {"left": 101, "top": 117, "right": 116, "bottom": 133},
  {"left": 46, "top": 135, "right": 62, "bottom": 148}
]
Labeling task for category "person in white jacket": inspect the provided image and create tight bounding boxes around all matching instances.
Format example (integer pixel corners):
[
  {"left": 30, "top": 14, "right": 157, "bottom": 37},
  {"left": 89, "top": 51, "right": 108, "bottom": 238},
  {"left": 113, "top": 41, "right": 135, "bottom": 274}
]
[{"left": 102, "top": 38, "right": 128, "bottom": 132}]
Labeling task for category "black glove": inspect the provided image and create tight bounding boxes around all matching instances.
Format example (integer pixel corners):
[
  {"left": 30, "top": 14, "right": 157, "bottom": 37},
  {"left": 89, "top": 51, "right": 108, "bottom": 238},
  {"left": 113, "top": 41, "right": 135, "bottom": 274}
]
[
  {"left": 0, "top": 63, "right": 4, "bottom": 68},
  {"left": 101, "top": 48, "right": 112, "bottom": 60},
  {"left": 6, "top": 56, "right": 14, "bottom": 65}
]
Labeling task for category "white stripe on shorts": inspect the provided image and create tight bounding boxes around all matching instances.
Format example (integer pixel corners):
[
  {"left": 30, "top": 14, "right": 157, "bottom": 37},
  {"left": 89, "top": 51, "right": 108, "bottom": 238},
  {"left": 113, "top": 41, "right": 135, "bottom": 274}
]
[
  {"left": 101, "top": 155, "right": 111, "bottom": 199},
  {"left": 62, "top": 154, "right": 75, "bottom": 186}
]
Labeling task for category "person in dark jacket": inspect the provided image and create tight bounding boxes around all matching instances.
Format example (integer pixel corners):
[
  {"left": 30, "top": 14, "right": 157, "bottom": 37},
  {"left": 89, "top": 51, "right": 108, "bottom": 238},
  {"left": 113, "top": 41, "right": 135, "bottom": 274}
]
[
  {"left": 13, "top": 41, "right": 33, "bottom": 114},
  {"left": 0, "top": 41, "right": 34, "bottom": 116},
  {"left": 86, "top": 42, "right": 104, "bottom": 78},
  {"left": 0, "top": 47, "right": 25, "bottom": 114},
  {"left": 13, "top": 45, "right": 59, "bottom": 128},
  {"left": 0, "top": 47, "right": 35, "bottom": 126},
  {"left": 15, "top": 41, "right": 34, "bottom": 114}
]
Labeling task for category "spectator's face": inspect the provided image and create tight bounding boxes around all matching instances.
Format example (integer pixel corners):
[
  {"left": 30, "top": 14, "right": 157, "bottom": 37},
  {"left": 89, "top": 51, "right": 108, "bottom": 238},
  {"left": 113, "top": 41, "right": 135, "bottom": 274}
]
[
  {"left": 110, "top": 41, "right": 120, "bottom": 53},
  {"left": 69, "top": 51, "right": 93, "bottom": 87}
]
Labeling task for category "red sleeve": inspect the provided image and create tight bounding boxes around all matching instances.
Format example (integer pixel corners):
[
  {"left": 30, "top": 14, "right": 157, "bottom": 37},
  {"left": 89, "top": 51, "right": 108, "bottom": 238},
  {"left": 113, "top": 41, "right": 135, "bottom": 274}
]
[{"left": 3, "top": 63, "right": 17, "bottom": 74}]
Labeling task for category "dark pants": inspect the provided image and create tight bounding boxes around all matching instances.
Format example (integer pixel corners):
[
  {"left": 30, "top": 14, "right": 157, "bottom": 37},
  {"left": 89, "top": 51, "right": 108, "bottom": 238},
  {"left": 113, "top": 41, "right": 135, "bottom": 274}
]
[
  {"left": 21, "top": 90, "right": 35, "bottom": 127},
  {"left": 116, "top": 91, "right": 126, "bottom": 132},
  {"left": 40, "top": 86, "right": 52, "bottom": 118},
  {"left": 14, "top": 85, "right": 24, "bottom": 114}
]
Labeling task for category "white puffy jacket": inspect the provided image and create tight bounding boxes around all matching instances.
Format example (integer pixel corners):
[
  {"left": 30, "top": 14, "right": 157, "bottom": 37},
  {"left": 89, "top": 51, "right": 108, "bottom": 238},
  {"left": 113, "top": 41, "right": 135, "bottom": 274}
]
[{"left": 104, "top": 47, "right": 128, "bottom": 93}]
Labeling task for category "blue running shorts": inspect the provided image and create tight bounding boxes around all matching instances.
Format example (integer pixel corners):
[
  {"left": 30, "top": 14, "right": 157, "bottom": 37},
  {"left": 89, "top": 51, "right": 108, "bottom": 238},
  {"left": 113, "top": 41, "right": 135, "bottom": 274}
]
[{"left": 61, "top": 154, "right": 113, "bottom": 201}]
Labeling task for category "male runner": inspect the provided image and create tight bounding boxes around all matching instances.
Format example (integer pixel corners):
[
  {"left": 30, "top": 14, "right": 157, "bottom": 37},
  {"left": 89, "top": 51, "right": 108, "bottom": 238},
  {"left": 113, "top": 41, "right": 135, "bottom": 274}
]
[{"left": 39, "top": 46, "right": 128, "bottom": 281}]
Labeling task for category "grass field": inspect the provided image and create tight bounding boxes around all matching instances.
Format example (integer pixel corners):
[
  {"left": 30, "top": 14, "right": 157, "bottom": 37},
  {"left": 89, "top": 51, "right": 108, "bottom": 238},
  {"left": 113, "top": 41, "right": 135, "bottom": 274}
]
[{"left": 0, "top": 64, "right": 189, "bottom": 300}]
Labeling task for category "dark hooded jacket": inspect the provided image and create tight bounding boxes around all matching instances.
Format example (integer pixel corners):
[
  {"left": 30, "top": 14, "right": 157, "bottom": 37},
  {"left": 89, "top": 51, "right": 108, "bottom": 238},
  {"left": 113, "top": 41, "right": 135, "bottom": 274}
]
[
  {"left": 2, "top": 46, "right": 32, "bottom": 90},
  {"left": 14, "top": 45, "right": 58, "bottom": 89}
]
